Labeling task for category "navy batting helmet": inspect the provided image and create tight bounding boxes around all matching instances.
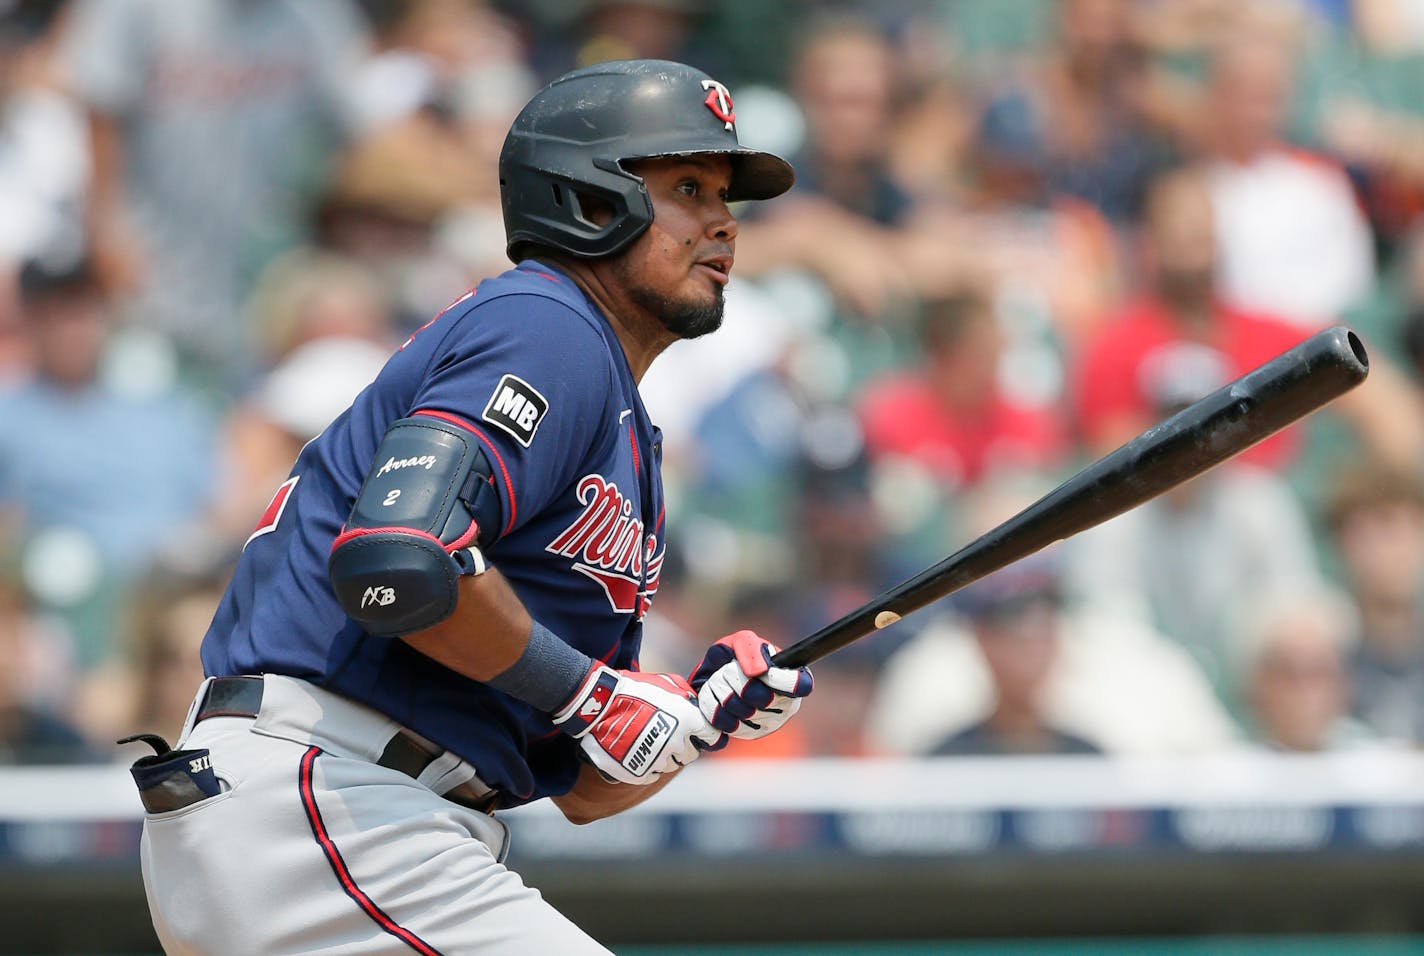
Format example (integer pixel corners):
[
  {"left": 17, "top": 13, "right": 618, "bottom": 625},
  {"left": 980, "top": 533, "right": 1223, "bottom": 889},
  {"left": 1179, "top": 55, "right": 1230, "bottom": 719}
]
[{"left": 499, "top": 59, "right": 794, "bottom": 261}]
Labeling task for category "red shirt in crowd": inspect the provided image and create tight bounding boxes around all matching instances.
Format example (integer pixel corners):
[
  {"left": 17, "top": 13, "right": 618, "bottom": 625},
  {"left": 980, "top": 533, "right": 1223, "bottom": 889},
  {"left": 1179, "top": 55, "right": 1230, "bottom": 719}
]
[
  {"left": 858, "top": 373, "right": 1066, "bottom": 487},
  {"left": 1072, "top": 297, "right": 1310, "bottom": 469}
]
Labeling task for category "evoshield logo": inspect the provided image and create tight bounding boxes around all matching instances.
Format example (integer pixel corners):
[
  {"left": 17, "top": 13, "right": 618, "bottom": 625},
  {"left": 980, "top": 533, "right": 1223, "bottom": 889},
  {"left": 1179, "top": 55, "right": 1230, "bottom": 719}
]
[{"left": 361, "top": 586, "right": 396, "bottom": 608}]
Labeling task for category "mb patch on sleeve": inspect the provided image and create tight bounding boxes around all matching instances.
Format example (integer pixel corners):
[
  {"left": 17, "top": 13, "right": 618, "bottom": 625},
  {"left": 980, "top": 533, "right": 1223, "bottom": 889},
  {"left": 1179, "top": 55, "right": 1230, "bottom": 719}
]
[{"left": 481, "top": 373, "right": 549, "bottom": 447}]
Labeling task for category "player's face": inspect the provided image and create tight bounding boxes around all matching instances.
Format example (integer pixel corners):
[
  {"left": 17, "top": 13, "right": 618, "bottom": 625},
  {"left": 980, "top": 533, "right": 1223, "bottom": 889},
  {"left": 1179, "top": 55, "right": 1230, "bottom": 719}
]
[{"left": 613, "top": 156, "right": 738, "bottom": 340}]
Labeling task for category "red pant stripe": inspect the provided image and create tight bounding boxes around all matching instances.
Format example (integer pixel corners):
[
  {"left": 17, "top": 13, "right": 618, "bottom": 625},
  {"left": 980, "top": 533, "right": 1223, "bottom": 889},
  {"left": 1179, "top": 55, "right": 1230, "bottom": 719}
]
[{"left": 299, "top": 746, "right": 445, "bottom": 956}]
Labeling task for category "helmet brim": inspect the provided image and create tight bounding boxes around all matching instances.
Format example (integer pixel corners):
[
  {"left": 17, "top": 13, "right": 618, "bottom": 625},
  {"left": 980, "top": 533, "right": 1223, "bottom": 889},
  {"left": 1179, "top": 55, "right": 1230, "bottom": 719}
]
[
  {"left": 728, "top": 150, "right": 796, "bottom": 202},
  {"left": 623, "top": 147, "right": 795, "bottom": 203}
]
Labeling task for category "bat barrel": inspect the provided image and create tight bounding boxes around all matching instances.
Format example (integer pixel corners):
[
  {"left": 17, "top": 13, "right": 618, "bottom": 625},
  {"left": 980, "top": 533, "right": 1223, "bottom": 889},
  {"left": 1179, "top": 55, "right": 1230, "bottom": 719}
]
[{"left": 771, "top": 327, "right": 1368, "bottom": 670}]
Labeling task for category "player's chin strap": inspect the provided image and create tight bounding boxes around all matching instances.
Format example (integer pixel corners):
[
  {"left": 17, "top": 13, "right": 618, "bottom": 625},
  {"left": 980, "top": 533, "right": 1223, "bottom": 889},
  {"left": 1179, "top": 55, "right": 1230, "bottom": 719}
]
[{"left": 329, "top": 416, "right": 501, "bottom": 636}]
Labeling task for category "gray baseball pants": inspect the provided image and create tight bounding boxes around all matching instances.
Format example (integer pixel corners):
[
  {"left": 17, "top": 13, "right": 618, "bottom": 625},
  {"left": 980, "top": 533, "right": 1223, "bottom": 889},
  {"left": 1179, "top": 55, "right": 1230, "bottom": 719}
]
[{"left": 140, "top": 675, "right": 613, "bottom": 955}]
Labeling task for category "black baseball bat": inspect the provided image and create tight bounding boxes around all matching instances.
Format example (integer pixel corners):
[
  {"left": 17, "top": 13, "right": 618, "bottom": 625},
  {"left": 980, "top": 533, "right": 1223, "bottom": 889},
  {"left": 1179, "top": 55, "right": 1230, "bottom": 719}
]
[{"left": 772, "top": 326, "right": 1370, "bottom": 670}]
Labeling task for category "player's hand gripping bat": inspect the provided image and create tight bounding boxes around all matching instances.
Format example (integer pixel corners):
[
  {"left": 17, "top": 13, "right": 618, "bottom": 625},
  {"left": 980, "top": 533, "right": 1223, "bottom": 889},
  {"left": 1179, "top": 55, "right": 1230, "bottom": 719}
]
[{"left": 772, "top": 326, "right": 1370, "bottom": 670}]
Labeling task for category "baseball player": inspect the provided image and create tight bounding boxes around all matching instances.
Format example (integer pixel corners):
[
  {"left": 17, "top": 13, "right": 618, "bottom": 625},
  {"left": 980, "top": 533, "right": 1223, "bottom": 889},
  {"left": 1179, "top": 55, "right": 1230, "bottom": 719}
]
[{"left": 122, "top": 60, "right": 813, "bottom": 955}]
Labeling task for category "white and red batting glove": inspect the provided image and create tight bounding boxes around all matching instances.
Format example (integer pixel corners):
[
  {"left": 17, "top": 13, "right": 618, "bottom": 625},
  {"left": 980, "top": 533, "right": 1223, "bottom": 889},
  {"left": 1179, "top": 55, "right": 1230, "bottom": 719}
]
[
  {"left": 689, "top": 631, "right": 814, "bottom": 741},
  {"left": 552, "top": 665, "right": 724, "bottom": 785}
]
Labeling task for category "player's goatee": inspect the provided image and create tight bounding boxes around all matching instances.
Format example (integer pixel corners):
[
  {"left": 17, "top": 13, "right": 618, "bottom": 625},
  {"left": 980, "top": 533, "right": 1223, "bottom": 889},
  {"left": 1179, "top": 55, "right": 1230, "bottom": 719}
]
[{"left": 632, "top": 284, "right": 725, "bottom": 339}]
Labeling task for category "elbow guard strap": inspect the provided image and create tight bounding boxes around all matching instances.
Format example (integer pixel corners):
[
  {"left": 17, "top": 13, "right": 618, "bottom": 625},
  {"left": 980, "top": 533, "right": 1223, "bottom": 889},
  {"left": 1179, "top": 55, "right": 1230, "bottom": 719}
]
[{"left": 329, "top": 415, "right": 501, "bottom": 636}]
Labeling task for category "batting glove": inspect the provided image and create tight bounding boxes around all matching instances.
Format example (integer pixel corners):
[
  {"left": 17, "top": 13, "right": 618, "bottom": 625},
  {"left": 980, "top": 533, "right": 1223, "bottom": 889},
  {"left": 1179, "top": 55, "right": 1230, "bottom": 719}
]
[
  {"left": 689, "top": 631, "right": 814, "bottom": 741},
  {"left": 552, "top": 665, "right": 724, "bottom": 785}
]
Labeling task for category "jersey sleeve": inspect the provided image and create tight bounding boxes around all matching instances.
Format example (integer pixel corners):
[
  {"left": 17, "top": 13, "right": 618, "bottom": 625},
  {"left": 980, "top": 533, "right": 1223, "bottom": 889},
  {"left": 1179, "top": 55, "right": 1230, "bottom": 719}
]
[{"left": 406, "top": 294, "right": 615, "bottom": 540}]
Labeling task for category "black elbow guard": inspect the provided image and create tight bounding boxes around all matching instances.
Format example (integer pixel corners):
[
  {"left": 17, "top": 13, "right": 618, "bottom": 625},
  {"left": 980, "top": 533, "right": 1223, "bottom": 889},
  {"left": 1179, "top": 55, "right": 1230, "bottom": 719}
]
[{"left": 329, "top": 415, "right": 502, "bottom": 635}]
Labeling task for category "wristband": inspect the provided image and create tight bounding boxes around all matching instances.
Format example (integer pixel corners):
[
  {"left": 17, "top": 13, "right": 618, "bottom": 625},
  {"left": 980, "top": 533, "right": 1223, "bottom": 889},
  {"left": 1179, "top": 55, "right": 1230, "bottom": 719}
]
[{"left": 485, "top": 621, "right": 593, "bottom": 714}]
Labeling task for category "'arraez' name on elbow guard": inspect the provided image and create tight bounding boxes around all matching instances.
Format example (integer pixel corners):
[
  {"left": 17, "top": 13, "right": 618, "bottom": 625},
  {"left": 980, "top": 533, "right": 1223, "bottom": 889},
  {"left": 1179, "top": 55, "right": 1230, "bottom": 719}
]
[{"left": 329, "top": 415, "right": 502, "bottom": 635}]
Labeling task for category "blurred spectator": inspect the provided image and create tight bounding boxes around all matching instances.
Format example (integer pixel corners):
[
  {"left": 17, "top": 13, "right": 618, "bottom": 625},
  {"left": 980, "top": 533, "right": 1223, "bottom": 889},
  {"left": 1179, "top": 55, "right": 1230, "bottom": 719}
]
[
  {"left": 1129, "top": 0, "right": 1252, "bottom": 56},
  {"left": 315, "top": 125, "right": 479, "bottom": 333},
  {"left": 883, "top": 13, "right": 977, "bottom": 204},
  {"left": 77, "top": 555, "right": 230, "bottom": 751},
  {"left": 734, "top": 13, "right": 977, "bottom": 318},
  {"left": 930, "top": 557, "right": 1104, "bottom": 756},
  {"left": 781, "top": 430, "right": 898, "bottom": 758},
  {"left": 673, "top": 397, "right": 898, "bottom": 758},
  {"left": 781, "top": 14, "right": 912, "bottom": 229},
  {"left": 1291, "top": 1, "right": 1424, "bottom": 251},
  {"left": 0, "top": 0, "right": 87, "bottom": 276},
  {"left": 528, "top": 0, "right": 727, "bottom": 82},
  {"left": 1394, "top": 225, "right": 1424, "bottom": 378},
  {"left": 1326, "top": 462, "right": 1424, "bottom": 743},
  {"left": 870, "top": 489, "right": 1237, "bottom": 756},
  {"left": 0, "top": 568, "right": 92, "bottom": 764},
  {"left": 858, "top": 288, "right": 1066, "bottom": 493},
  {"left": 1074, "top": 166, "right": 1306, "bottom": 465},
  {"left": 672, "top": 338, "right": 881, "bottom": 575},
  {"left": 1074, "top": 165, "right": 1423, "bottom": 470},
  {"left": 638, "top": 277, "right": 802, "bottom": 448},
  {"left": 1352, "top": 0, "right": 1424, "bottom": 51},
  {"left": 974, "top": 0, "right": 1174, "bottom": 223},
  {"left": 1066, "top": 459, "right": 1323, "bottom": 699},
  {"left": 350, "top": 0, "right": 530, "bottom": 137},
  {"left": 0, "top": 254, "right": 214, "bottom": 664},
  {"left": 1200, "top": 32, "right": 1376, "bottom": 326},
  {"left": 341, "top": 0, "right": 536, "bottom": 310},
  {"left": 1069, "top": 323, "right": 1322, "bottom": 692},
  {"left": 209, "top": 335, "right": 390, "bottom": 545},
  {"left": 1236, "top": 586, "right": 1379, "bottom": 752},
  {"left": 0, "top": 0, "right": 85, "bottom": 375},
  {"left": 1340, "top": 220, "right": 1424, "bottom": 388},
  {"left": 245, "top": 248, "right": 396, "bottom": 365},
  {"left": 60, "top": 0, "right": 371, "bottom": 385},
  {"left": 212, "top": 247, "right": 392, "bottom": 542}
]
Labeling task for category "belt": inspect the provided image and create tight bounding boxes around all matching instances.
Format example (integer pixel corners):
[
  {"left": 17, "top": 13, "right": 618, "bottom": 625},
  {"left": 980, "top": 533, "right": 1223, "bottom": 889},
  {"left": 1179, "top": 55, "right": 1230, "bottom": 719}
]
[{"left": 195, "top": 676, "right": 499, "bottom": 814}]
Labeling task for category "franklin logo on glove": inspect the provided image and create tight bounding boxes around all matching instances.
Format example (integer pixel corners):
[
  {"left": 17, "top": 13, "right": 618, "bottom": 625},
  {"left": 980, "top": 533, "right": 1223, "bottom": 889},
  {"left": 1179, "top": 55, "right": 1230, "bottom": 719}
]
[
  {"left": 623, "top": 712, "right": 675, "bottom": 775},
  {"left": 552, "top": 666, "right": 721, "bottom": 784}
]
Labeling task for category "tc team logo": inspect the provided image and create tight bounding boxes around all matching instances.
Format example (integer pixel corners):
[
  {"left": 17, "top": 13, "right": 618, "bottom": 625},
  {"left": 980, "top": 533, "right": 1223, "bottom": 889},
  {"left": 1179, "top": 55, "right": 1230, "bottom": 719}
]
[
  {"left": 701, "top": 79, "right": 735, "bottom": 131},
  {"left": 547, "top": 474, "right": 663, "bottom": 618}
]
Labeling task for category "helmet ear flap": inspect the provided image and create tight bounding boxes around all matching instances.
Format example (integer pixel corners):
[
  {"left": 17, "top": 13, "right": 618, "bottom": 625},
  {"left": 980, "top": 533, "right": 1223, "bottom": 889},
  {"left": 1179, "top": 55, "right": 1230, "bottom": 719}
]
[
  {"left": 579, "top": 157, "right": 651, "bottom": 234},
  {"left": 501, "top": 159, "right": 654, "bottom": 260}
]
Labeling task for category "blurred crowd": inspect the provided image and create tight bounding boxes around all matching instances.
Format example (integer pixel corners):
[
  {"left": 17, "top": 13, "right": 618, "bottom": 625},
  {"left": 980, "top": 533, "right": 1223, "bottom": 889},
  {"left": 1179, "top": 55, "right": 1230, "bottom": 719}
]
[{"left": 5, "top": 0, "right": 1424, "bottom": 766}]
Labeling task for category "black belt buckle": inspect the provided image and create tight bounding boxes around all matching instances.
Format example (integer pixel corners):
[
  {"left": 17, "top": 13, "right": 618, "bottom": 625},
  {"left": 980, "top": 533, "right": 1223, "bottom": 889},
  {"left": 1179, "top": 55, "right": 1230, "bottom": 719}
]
[
  {"left": 379, "top": 732, "right": 500, "bottom": 814},
  {"left": 196, "top": 676, "right": 263, "bottom": 721},
  {"left": 447, "top": 785, "right": 500, "bottom": 815},
  {"left": 377, "top": 731, "right": 440, "bottom": 780},
  {"left": 118, "top": 733, "right": 223, "bottom": 814}
]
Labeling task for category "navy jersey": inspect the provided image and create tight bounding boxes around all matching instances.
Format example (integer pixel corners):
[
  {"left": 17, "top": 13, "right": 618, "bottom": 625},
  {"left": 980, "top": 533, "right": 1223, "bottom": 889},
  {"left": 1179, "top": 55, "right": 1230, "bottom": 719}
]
[{"left": 202, "top": 261, "right": 667, "bottom": 806}]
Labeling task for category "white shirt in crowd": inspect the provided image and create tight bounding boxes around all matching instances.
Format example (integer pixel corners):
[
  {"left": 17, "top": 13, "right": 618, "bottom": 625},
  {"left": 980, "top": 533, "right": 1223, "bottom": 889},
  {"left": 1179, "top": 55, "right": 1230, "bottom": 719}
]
[{"left": 1207, "top": 147, "right": 1375, "bottom": 326}]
